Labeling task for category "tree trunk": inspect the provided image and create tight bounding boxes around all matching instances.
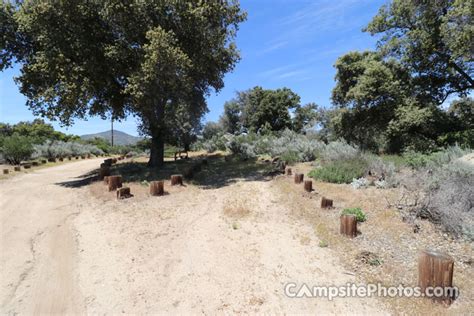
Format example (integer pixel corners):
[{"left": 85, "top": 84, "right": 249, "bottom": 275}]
[{"left": 148, "top": 132, "right": 165, "bottom": 168}]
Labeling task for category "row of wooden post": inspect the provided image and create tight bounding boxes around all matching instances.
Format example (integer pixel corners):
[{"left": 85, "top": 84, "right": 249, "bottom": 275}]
[
  {"left": 2, "top": 155, "right": 96, "bottom": 174},
  {"left": 286, "top": 165, "right": 456, "bottom": 305}
]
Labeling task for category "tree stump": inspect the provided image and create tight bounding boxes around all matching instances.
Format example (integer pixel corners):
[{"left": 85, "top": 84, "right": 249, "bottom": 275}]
[
  {"left": 418, "top": 249, "right": 456, "bottom": 305},
  {"left": 294, "top": 173, "right": 304, "bottom": 184},
  {"left": 340, "top": 214, "right": 357, "bottom": 238},
  {"left": 98, "top": 167, "right": 110, "bottom": 180},
  {"left": 304, "top": 180, "right": 313, "bottom": 192},
  {"left": 14, "top": 166, "right": 21, "bottom": 171},
  {"left": 285, "top": 167, "right": 292, "bottom": 176},
  {"left": 3, "top": 169, "right": 9, "bottom": 174},
  {"left": 23, "top": 164, "right": 31, "bottom": 169},
  {"left": 171, "top": 174, "right": 183, "bottom": 186},
  {"left": 321, "top": 197, "right": 333, "bottom": 208},
  {"left": 150, "top": 181, "right": 164, "bottom": 196},
  {"left": 104, "top": 176, "right": 110, "bottom": 184},
  {"left": 108, "top": 175, "right": 122, "bottom": 191},
  {"left": 117, "top": 187, "right": 132, "bottom": 199}
]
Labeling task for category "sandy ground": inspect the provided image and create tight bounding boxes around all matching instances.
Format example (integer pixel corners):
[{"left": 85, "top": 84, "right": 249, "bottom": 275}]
[{"left": 0, "top": 158, "right": 387, "bottom": 314}]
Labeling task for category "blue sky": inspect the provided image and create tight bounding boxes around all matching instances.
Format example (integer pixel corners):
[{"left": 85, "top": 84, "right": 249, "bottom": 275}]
[{"left": 0, "top": 0, "right": 386, "bottom": 136}]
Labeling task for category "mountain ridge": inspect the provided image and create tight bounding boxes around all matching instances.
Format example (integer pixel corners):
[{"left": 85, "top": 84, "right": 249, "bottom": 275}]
[{"left": 80, "top": 130, "right": 142, "bottom": 146}]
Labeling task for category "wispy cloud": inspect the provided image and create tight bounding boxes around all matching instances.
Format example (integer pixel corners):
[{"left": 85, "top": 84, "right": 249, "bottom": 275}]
[{"left": 259, "top": 0, "right": 375, "bottom": 54}]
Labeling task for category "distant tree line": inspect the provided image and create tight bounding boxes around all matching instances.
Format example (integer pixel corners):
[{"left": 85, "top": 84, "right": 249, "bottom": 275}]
[{"left": 204, "top": 0, "right": 473, "bottom": 153}]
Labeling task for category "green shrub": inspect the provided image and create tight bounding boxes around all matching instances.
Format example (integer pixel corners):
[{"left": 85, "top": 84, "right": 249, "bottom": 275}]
[
  {"left": 1, "top": 134, "right": 34, "bottom": 164},
  {"left": 341, "top": 207, "right": 366, "bottom": 222},
  {"left": 309, "top": 158, "right": 367, "bottom": 184}
]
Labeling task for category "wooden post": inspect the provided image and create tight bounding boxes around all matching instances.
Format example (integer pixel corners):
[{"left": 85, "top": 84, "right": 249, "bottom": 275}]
[
  {"left": 418, "top": 249, "right": 455, "bottom": 305},
  {"left": 340, "top": 214, "right": 357, "bottom": 238},
  {"left": 23, "top": 164, "right": 31, "bottom": 169},
  {"left": 103, "top": 159, "right": 112, "bottom": 166},
  {"left": 294, "top": 173, "right": 304, "bottom": 184},
  {"left": 14, "top": 166, "right": 21, "bottom": 171},
  {"left": 117, "top": 187, "right": 132, "bottom": 199},
  {"left": 108, "top": 175, "right": 122, "bottom": 191},
  {"left": 321, "top": 197, "right": 333, "bottom": 209},
  {"left": 170, "top": 174, "right": 183, "bottom": 186},
  {"left": 150, "top": 181, "right": 164, "bottom": 196},
  {"left": 68, "top": 156, "right": 72, "bottom": 160},
  {"left": 285, "top": 167, "right": 292, "bottom": 176},
  {"left": 48, "top": 158, "right": 56, "bottom": 163},
  {"left": 3, "top": 169, "right": 9, "bottom": 174},
  {"left": 98, "top": 167, "right": 110, "bottom": 180},
  {"left": 32, "top": 161, "right": 39, "bottom": 166},
  {"left": 75, "top": 156, "right": 79, "bottom": 160},
  {"left": 304, "top": 180, "right": 313, "bottom": 192},
  {"left": 41, "top": 159, "right": 47, "bottom": 164},
  {"left": 59, "top": 157, "right": 64, "bottom": 162}
]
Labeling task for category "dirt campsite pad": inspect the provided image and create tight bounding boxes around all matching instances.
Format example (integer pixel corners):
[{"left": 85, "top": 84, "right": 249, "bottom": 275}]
[
  {"left": 0, "top": 157, "right": 386, "bottom": 314},
  {"left": 1, "top": 157, "right": 472, "bottom": 314}
]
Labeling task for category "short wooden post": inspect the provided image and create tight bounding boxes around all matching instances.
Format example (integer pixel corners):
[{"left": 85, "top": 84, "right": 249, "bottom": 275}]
[
  {"left": 41, "top": 159, "right": 47, "bottom": 164},
  {"left": 23, "top": 164, "right": 31, "bottom": 169},
  {"left": 108, "top": 175, "right": 122, "bottom": 191},
  {"left": 171, "top": 174, "right": 183, "bottom": 186},
  {"left": 111, "top": 158, "right": 117, "bottom": 164},
  {"left": 321, "top": 197, "right": 333, "bottom": 208},
  {"left": 103, "top": 159, "right": 112, "bottom": 167},
  {"left": 294, "top": 173, "right": 304, "bottom": 184},
  {"left": 117, "top": 187, "right": 132, "bottom": 199},
  {"left": 59, "top": 157, "right": 64, "bottom": 162},
  {"left": 418, "top": 249, "right": 455, "bottom": 305},
  {"left": 304, "top": 180, "right": 313, "bottom": 192},
  {"left": 3, "top": 169, "right": 9, "bottom": 174},
  {"left": 48, "top": 158, "right": 56, "bottom": 163},
  {"left": 150, "top": 181, "right": 164, "bottom": 196},
  {"left": 285, "top": 167, "right": 292, "bottom": 176},
  {"left": 32, "top": 161, "right": 39, "bottom": 166},
  {"left": 14, "top": 166, "right": 21, "bottom": 171},
  {"left": 75, "top": 156, "right": 79, "bottom": 160},
  {"left": 340, "top": 214, "right": 357, "bottom": 238},
  {"left": 98, "top": 167, "right": 110, "bottom": 180},
  {"left": 68, "top": 156, "right": 72, "bottom": 160}
]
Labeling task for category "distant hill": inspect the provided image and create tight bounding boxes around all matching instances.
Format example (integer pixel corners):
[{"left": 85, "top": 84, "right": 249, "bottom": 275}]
[{"left": 80, "top": 130, "right": 142, "bottom": 146}]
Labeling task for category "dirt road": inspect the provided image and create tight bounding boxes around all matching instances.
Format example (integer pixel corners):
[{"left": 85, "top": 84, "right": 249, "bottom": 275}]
[{"left": 1, "top": 159, "right": 385, "bottom": 314}]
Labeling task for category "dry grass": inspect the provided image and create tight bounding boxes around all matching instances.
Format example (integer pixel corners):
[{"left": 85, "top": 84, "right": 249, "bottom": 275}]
[
  {"left": 223, "top": 199, "right": 252, "bottom": 219},
  {"left": 272, "top": 162, "right": 474, "bottom": 315}
]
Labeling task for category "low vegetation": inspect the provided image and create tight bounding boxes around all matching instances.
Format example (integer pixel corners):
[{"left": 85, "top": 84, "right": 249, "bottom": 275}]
[{"left": 341, "top": 207, "right": 367, "bottom": 222}]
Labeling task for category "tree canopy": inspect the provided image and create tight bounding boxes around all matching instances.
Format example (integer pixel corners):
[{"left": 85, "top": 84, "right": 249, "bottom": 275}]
[{"left": 1, "top": 0, "right": 246, "bottom": 166}]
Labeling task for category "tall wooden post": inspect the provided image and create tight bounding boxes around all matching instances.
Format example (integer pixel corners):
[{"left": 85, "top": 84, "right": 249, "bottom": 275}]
[
  {"left": 150, "top": 181, "right": 164, "bottom": 196},
  {"left": 304, "top": 180, "right": 312, "bottom": 192},
  {"left": 294, "top": 173, "right": 304, "bottom": 184},
  {"left": 340, "top": 214, "right": 357, "bottom": 238},
  {"left": 418, "top": 249, "right": 456, "bottom": 305}
]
